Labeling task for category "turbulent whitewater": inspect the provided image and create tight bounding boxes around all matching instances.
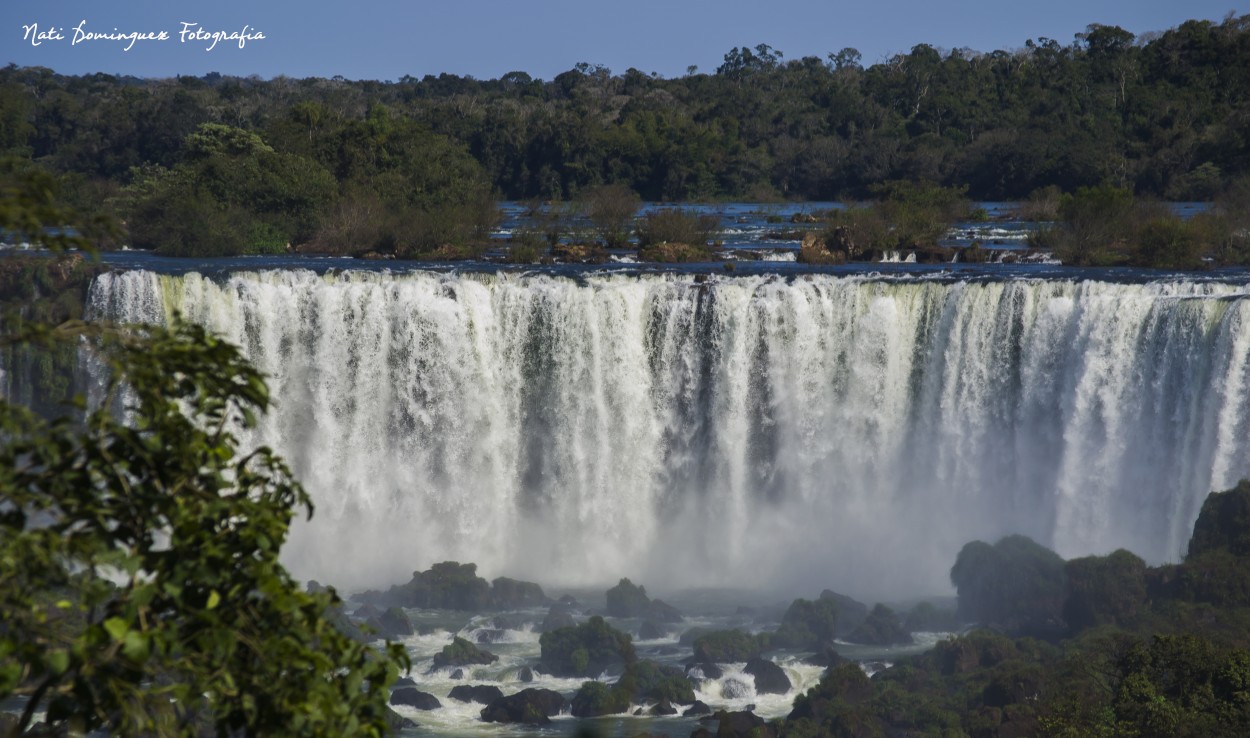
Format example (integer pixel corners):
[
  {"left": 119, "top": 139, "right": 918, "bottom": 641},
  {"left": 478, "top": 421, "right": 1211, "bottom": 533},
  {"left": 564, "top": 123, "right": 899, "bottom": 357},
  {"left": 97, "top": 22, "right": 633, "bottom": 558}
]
[{"left": 87, "top": 269, "right": 1250, "bottom": 598}]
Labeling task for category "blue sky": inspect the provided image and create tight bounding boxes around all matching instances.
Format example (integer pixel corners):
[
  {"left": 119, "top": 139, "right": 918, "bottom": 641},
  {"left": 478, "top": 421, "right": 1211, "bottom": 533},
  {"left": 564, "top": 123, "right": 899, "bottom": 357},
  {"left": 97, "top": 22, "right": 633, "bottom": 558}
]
[{"left": 4, "top": 0, "right": 1247, "bottom": 81}]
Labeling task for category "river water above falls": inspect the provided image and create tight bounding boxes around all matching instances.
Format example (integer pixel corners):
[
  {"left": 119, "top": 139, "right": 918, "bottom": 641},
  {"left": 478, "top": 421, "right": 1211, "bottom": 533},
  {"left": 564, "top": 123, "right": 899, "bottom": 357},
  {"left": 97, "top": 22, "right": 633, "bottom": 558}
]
[{"left": 85, "top": 266, "right": 1250, "bottom": 603}]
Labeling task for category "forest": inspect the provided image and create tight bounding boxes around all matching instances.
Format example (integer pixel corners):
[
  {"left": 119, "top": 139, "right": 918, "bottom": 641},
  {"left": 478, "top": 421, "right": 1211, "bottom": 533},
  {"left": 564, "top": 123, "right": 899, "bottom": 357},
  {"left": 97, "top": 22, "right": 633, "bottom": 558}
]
[{"left": 1, "top": 15, "right": 1249, "bottom": 259}]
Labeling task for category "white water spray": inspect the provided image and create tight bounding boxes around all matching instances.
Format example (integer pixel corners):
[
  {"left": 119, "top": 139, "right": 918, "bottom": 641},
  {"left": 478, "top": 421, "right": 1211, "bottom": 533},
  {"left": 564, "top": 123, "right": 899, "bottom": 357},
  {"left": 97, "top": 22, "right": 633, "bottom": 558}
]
[{"left": 87, "top": 270, "right": 1250, "bottom": 599}]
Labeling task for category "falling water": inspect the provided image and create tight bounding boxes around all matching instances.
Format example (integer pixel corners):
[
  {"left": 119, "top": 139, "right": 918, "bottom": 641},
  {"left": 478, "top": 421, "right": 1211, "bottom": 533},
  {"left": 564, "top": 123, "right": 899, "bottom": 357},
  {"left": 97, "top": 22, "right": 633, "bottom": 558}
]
[{"left": 86, "top": 269, "right": 1250, "bottom": 599}]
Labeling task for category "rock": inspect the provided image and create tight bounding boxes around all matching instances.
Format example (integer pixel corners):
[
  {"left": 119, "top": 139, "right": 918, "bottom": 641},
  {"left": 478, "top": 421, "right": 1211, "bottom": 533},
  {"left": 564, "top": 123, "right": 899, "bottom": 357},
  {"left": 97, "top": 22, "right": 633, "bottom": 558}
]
[
  {"left": 686, "top": 662, "right": 723, "bottom": 680},
  {"left": 491, "top": 576, "right": 549, "bottom": 608},
  {"left": 474, "top": 628, "right": 508, "bottom": 644},
  {"left": 480, "top": 688, "right": 566, "bottom": 725},
  {"left": 604, "top": 579, "right": 684, "bottom": 622},
  {"left": 745, "top": 658, "right": 791, "bottom": 695},
  {"left": 378, "top": 606, "right": 414, "bottom": 637},
  {"left": 448, "top": 685, "right": 504, "bottom": 704},
  {"left": 777, "top": 598, "right": 839, "bottom": 648},
  {"left": 538, "top": 615, "right": 635, "bottom": 677},
  {"left": 625, "top": 660, "right": 696, "bottom": 704},
  {"left": 692, "top": 630, "right": 767, "bottom": 663},
  {"left": 558, "top": 594, "right": 581, "bottom": 608},
  {"left": 1188, "top": 481, "right": 1250, "bottom": 557},
  {"left": 648, "top": 598, "right": 684, "bottom": 623},
  {"left": 450, "top": 669, "right": 464, "bottom": 680},
  {"left": 684, "top": 700, "right": 713, "bottom": 716},
  {"left": 540, "top": 605, "right": 577, "bottom": 633},
  {"left": 649, "top": 699, "right": 678, "bottom": 715},
  {"left": 394, "top": 676, "right": 417, "bottom": 687},
  {"left": 378, "top": 561, "right": 493, "bottom": 610},
  {"left": 383, "top": 705, "right": 417, "bottom": 731},
  {"left": 571, "top": 681, "right": 630, "bottom": 717},
  {"left": 847, "top": 604, "right": 913, "bottom": 646},
  {"left": 714, "top": 710, "right": 773, "bottom": 738},
  {"left": 518, "top": 666, "right": 534, "bottom": 683},
  {"left": 638, "top": 620, "right": 665, "bottom": 640},
  {"left": 818, "top": 590, "right": 870, "bottom": 634},
  {"left": 390, "top": 687, "right": 441, "bottom": 710},
  {"left": 691, "top": 728, "right": 714, "bottom": 738},
  {"left": 354, "top": 603, "right": 381, "bottom": 620},
  {"left": 431, "top": 636, "right": 499, "bottom": 669},
  {"left": 606, "top": 577, "right": 652, "bottom": 617}
]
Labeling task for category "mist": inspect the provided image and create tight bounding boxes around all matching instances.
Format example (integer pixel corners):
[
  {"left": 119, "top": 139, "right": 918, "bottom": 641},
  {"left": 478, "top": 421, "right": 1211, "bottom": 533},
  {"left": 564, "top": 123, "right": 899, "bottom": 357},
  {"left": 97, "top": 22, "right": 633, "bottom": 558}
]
[{"left": 87, "top": 269, "right": 1250, "bottom": 603}]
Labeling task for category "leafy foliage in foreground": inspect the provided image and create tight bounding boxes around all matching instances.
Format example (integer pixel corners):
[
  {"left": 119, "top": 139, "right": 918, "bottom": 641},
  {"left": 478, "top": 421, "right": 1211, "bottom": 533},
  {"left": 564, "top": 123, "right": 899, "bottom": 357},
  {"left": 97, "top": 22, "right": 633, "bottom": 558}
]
[{"left": 0, "top": 320, "right": 408, "bottom": 737}]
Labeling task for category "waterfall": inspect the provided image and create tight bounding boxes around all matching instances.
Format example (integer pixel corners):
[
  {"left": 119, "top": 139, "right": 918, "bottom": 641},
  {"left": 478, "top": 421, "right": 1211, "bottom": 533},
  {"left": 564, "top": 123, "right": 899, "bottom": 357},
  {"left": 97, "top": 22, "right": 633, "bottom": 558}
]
[{"left": 87, "top": 269, "right": 1250, "bottom": 599}]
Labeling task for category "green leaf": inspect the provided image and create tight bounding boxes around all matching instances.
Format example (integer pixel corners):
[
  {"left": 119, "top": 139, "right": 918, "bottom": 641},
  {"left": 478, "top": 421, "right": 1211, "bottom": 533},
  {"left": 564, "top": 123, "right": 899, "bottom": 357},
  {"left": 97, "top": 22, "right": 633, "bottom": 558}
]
[
  {"left": 122, "top": 631, "right": 149, "bottom": 663},
  {"left": 103, "top": 617, "right": 128, "bottom": 641},
  {"left": 45, "top": 649, "right": 70, "bottom": 675},
  {"left": 207, "top": 590, "right": 221, "bottom": 610}
]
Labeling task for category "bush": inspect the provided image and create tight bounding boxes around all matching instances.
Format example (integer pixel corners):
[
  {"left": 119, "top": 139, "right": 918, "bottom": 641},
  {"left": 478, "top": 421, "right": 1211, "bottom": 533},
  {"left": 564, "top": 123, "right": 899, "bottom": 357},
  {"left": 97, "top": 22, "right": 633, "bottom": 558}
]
[
  {"left": 1132, "top": 217, "right": 1206, "bottom": 270},
  {"left": 570, "top": 680, "right": 631, "bottom": 717},
  {"left": 773, "top": 598, "right": 841, "bottom": 649},
  {"left": 1063, "top": 550, "right": 1148, "bottom": 633},
  {"left": 431, "top": 636, "right": 498, "bottom": 669},
  {"left": 579, "top": 184, "right": 641, "bottom": 247},
  {"left": 636, "top": 208, "right": 721, "bottom": 249},
  {"left": 847, "top": 604, "right": 912, "bottom": 646},
  {"left": 691, "top": 629, "right": 769, "bottom": 662},
  {"left": 1187, "top": 480, "right": 1250, "bottom": 558},
  {"left": 950, "top": 535, "right": 1067, "bottom": 636},
  {"left": 539, "top": 616, "right": 635, "bottom": 677}
]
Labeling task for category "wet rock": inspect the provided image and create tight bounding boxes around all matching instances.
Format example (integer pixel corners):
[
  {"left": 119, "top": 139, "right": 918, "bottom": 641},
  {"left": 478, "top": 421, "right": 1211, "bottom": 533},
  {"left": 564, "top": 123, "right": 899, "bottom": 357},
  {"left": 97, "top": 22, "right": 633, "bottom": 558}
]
[
  {"left": 686, "top": 662, "right": 723, "bottom": 680},
  {"left": 638, "top": 620, "right": 665, "bottom": 640},
  {"left": 431, "top": 637, "right": 498, "bottom": 669},
  {"left": 378, "top": 606, "right": 414, "bottom": 637},
  {"left": 714, "top": 710, "right": 773, "bottom": 738},
  {"left": 847, "top": 604, "right": 913, "bottom": 646},
  {"left": 684, "top": 700, "right": 713, "bottom": 716},
  {"left": 540, "top": 605, "right": 577, "bottom": 633},
  {"left": 480, "top": 688, "right": 566, "bottom": 725},
  {"left": 474, "top": 628, "right": 508, "bottom": 644},
  {"left": 450, "top": 668, "right": 464, "bottom": 680},
  {"left": 649, "top": 699, "right": 678, "bottom": 716},
  {"left": 518, "top": 666, "right": 534, "bottom": 683},
  {"left": 491, "top": 577, "right": 549, "bottom": 608},
  {"left": 390, "top": 687, "right": 441, "bottom": 710},
  {"left": 448, "top": 685, "right": 504, "bottom": 704},
  {"left": 745, "top": 658, "right": 791, "bottom": 695}
]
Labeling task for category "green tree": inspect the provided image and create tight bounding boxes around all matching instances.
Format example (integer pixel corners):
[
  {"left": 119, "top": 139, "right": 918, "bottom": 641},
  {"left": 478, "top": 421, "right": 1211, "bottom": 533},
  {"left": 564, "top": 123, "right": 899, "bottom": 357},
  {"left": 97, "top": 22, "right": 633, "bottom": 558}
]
[{"left": 0, "top": 316, "right": 408, "bottom": 736}]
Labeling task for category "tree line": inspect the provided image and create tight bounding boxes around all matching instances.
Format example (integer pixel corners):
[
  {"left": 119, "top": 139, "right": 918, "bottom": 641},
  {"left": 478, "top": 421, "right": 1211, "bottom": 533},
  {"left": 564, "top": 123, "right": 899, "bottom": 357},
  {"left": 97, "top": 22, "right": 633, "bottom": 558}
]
[{"left": 2, "top": 15, "right": 1249, "bottom": 256}]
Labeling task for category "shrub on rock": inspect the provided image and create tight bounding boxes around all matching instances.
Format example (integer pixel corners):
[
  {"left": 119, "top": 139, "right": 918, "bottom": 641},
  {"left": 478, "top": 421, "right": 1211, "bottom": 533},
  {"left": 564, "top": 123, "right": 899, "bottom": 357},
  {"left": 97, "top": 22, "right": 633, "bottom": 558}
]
[
  {"left": 431, "top": 636, "right": 498, "bottom": 669},
  {"left": 480, "top": 689, "right": 566, "bottom": 725},
  {"left": 539, "top": 616, "right": 636, "bottom": 677}
]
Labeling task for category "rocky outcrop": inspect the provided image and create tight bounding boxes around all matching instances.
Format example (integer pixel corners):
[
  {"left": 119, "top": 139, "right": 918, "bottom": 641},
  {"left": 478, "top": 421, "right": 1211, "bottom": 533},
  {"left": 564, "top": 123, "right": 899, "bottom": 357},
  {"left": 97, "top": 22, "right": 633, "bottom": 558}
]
[
  {"left": 847, "top": 604, "right": 913, "bottom": 646},
  {"left": 480, "top": 689, "right": 566, "bottom": 725},
  {"left": 359, "top": 561, "right": 548, "bottom": 611},
  {"left": 540, "top": 605, "right": 577, "bottom": 633},
  {"left": 598, "top": 580, "right": 683, "bottom": 622},
  {"left": 538, "top": 616, "right": 635, "bottom": 677},
  {"left": 745, "top": 658, "right": 791, "bottom": 695},
  {"left": 713, "top": 710, "right": 775, "bottom": 738},
  {"left": 431, "top": 637, "right": 498, "bottom": 670},
  {"left": 390, "top": 687, "right": 441, "bottom": 710},
  {"left": 448, "top": 685, "right": 504, "bottom": 704}
]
